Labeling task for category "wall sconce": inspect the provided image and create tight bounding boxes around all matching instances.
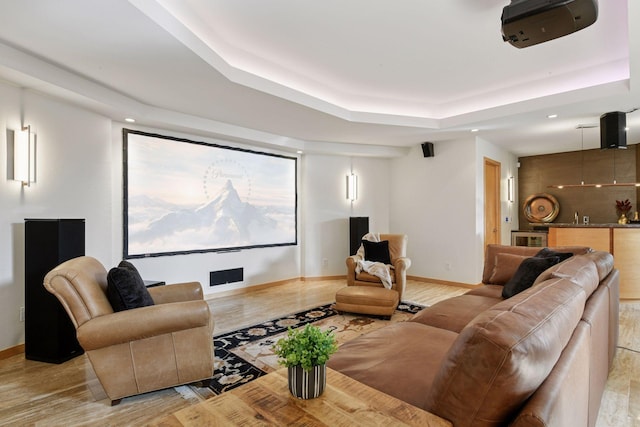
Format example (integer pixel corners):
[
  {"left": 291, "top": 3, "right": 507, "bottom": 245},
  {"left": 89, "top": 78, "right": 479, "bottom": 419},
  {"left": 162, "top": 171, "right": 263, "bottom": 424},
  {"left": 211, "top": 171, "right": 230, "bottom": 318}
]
[
  {"left": 13, "top": 125, "right": 36, "bottom": 187},
  {"left": 507, "top": 176, "right": 515, "bottom": 203},
  {"left": 346, "top": 173, "right": 358, "bottom": 201}
]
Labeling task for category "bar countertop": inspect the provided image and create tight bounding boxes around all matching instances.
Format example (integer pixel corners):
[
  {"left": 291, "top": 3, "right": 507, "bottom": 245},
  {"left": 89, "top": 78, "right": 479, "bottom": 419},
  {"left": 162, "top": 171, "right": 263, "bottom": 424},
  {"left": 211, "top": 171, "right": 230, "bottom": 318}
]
[{"left": 532, "top": 223, "right": 640, "bottom": 229}]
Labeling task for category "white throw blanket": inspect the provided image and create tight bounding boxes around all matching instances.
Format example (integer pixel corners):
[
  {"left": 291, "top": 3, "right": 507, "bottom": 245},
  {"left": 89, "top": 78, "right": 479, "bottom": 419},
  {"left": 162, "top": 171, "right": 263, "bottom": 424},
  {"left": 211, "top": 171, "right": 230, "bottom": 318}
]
[{"left": 355, "top": 232, "right": 393, "bottom": 289}]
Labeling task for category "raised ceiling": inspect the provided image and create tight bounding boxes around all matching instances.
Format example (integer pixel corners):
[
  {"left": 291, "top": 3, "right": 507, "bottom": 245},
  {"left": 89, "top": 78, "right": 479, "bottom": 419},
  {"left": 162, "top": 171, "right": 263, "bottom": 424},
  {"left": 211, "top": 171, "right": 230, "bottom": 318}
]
[{"left": 0, "top": 0, "right": 637, "bottom": 157}]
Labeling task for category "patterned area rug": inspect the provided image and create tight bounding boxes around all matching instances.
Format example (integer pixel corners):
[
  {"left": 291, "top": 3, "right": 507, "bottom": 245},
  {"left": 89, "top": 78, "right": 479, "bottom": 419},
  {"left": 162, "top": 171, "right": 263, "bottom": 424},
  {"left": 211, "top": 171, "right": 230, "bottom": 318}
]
[{"left": 209, "top": 302, "right": 424, "bottom": 395}]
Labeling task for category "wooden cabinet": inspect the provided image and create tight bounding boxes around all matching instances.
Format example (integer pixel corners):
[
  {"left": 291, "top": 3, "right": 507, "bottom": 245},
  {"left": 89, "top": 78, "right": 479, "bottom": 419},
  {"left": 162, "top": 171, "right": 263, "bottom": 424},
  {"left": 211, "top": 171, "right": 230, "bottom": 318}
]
[
  {"left": 547, "top": 227, "right": 612, "bottom": 252},
  {"left": 548, "top": 226, "right": 640, "bottom": 299},
  {"left": 613, "top": 228, "right": 640, "bottom": 299}
]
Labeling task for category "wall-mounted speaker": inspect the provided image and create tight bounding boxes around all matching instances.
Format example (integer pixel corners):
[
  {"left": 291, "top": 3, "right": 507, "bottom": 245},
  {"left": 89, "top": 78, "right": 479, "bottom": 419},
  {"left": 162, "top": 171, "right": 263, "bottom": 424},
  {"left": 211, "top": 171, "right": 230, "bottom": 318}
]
[
  {"left": 600, "top": 112, "right": 627, "bottom": 149},
  {"left": 421, "top": 142, "right": 435, "bottom": 157}
]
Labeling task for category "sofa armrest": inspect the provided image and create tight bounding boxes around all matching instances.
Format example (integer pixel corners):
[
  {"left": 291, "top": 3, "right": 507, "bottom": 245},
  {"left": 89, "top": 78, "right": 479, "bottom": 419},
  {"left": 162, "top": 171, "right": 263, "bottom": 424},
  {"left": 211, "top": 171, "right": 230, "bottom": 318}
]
[
  {"left": 394, "top": 257, "right": 411, "bottom": 272},
  {"left": 77, "top": 300, "right": 211, "bottom": 350},
  {"left": 346, "top": 255, "right": 363, "bottom": 285},
  {"left": 148, "top": 281, "right": 203, "bottom": 304},
  {"left": 392, "top": 257, "right": 411, "bottom": 297}
]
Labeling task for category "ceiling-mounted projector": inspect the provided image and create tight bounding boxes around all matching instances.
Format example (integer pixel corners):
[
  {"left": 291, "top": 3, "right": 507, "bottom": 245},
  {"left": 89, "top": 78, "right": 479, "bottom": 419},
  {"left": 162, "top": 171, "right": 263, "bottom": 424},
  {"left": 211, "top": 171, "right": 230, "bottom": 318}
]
[{"left": 501, "top": 0, "right": 598, "bottom": 48}]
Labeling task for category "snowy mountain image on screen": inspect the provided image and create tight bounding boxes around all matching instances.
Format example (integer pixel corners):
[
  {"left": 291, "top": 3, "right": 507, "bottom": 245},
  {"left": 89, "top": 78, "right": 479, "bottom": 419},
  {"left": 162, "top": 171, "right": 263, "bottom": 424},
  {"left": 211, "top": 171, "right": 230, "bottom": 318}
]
[{"left": 128, "top": 179, "right": 294, "bottom": 254}]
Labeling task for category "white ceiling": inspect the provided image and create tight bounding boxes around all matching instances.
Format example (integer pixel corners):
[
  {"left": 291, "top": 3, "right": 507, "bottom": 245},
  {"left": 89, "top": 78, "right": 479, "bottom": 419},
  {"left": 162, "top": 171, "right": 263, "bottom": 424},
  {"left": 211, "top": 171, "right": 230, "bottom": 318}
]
[{"left": 0, "top": 0, "right": 637, "bottom": 157}]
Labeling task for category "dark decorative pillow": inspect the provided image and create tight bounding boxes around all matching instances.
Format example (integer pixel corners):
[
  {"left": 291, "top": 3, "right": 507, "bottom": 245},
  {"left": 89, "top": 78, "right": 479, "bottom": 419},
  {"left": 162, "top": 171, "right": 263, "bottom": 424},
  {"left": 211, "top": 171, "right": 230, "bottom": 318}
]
[
  {"left": 502, "top": 256, "right": 560, "bottom": 299},
  {"left": 362, "top": 240, "right": 392, "bottom": 264},
  {"left": 118, "top": 259, "right": 140, "bottom": 274},
  {"left": 107, "top": 261, "right": 155, "bottom": 312},
  {"left": 534, "top": 248, "right": 574, "bottom": 262}
]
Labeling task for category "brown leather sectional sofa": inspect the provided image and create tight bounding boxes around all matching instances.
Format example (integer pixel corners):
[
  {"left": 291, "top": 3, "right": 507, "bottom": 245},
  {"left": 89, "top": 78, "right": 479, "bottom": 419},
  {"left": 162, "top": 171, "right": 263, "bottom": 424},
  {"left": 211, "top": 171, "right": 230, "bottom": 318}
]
[{"left": 328, "top": 244, "right": 619, "bottom": 427}]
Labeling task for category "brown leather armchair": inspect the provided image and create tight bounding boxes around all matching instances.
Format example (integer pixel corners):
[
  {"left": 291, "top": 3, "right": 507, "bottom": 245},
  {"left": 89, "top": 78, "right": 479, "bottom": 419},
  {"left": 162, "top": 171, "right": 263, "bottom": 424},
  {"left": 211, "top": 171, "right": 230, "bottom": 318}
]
[
  {"left": 346, "top": 234, "right": 411, "bottom": 301},
  {"left": 43, "top": 256, "right": 214, "bottom": 405}
]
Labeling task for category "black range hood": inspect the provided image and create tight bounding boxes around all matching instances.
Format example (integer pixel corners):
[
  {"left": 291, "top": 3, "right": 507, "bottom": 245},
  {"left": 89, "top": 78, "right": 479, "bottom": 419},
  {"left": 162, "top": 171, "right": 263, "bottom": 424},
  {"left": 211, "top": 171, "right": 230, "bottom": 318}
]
[{"left": 600, "top": 111, "right": 627, "bottom": 149}]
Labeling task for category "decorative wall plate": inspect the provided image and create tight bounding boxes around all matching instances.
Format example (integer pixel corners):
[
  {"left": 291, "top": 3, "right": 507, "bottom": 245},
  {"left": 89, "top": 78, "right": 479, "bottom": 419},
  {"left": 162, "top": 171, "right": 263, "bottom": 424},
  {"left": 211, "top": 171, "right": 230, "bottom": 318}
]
[{"left": 523, "top": 193, "right": 560, "bottom": 223}]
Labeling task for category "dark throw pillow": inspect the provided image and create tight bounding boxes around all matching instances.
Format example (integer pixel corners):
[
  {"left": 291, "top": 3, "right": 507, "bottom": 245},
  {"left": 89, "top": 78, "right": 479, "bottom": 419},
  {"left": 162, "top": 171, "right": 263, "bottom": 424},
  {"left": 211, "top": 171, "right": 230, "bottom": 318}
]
[
  {"left": 107, "top": 261, "right": 155, "bottom": 312},
  {"left": 118, "top": 259, "right": 140, "bottom": 274},
  {"left": 502, "top": 256, "right": 560, "bottom": 299},
  {"left": 534, "top": 248, "right": 574, "bottom": 262},
  {"left": 362, "top": 240, "right": 392, "bottom": 264}
]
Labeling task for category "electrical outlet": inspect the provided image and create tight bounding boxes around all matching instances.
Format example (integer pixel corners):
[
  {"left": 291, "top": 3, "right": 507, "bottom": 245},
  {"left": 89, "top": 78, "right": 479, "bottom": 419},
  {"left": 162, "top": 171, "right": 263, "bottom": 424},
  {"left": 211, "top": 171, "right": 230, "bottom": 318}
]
[
  {"left": 445, "top": 262, "right": 452, "bottom": 271},
  {"left": 19, "top": 306, "right": 25, "bottom": 322},
  {"left": 322, "top": 258, "right": 329, "bottom": 268}
]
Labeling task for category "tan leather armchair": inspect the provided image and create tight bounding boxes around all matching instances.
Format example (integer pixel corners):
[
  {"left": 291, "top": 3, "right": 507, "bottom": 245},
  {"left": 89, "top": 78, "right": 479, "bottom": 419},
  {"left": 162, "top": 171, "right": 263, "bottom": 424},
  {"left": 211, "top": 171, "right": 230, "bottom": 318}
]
[
  {"left": 346, "top": 234, "right": 411, "bottom": 301},
  {"left": 43, "top": 256, "right": 214, "bottom": 405}
]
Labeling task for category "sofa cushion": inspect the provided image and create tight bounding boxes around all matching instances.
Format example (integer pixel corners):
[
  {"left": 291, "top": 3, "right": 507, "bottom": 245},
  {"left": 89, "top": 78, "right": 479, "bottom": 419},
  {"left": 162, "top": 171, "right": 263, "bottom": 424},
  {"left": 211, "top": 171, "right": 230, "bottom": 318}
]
[
  {"left": 511, "top": 321, "right": 591, "bottom": 427},
  {"left": 488, "top": 253, "right": 529, "bottom": 285},
  {"left": 328, "top": 322, "right": 458, "bottom": 409},
  {"left": 362, "top": 240, "right": 392, "bottom": 264},
  {"left": 465, "top": 284, "right": 503, "bottom": 299},
  {"left": 107, "top": 262, "right": 155, "bottom": 311},
  {"left": 356, "top": 270, "right": 396, "bottom": 284},
  {"left": 410, "top": 294, "right": 501, "bottom": 333},
  {"left": 425, "top": 277, "right": 587, "bottom": 427},
  {"left": 502, "top": 256, "right": 560, "bottom": 298},
  {"left": 532, "top": 254, "right": 600, "bottom": 298},
  {"left": 482, "top": 244, "right": 591, "bottom": 284},
  {"left": 580, "top": 251, "right": 614, "bottom": 282}
]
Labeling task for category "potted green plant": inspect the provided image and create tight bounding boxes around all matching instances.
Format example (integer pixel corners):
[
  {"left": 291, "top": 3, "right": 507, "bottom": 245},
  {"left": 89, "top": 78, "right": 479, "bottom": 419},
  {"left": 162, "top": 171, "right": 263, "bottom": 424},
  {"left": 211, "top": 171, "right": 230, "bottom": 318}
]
[{"left": 272, "top": 323, "right": 338, "bottom": 399}]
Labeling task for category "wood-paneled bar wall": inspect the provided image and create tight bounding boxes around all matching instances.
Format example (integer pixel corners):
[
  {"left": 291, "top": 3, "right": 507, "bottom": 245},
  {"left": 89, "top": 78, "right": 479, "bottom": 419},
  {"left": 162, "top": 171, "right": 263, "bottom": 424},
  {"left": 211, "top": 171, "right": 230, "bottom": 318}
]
[
  {"left": 518, "top": 144, "right": 640, "bottom": 227},
  {"left": 519, "top": 142, "right": 640, "bottom": 300}
]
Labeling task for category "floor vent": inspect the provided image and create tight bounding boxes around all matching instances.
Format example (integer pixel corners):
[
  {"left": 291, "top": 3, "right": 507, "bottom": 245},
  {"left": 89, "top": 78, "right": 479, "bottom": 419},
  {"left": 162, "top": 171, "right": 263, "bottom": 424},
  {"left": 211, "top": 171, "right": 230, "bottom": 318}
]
[{"left": 210, "top": 268, "right": 243, "bottom": 286}]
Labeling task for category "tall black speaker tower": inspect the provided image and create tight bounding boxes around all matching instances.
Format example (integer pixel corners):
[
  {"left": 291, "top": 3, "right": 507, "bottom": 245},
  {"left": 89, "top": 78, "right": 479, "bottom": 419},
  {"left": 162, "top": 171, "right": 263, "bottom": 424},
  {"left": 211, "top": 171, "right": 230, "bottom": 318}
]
[
  {"left": 349, "top": 217, "right": 369, "bottom": 255},
  {"left": 25, "top": 219, "right": 85, "bottom": 363}
]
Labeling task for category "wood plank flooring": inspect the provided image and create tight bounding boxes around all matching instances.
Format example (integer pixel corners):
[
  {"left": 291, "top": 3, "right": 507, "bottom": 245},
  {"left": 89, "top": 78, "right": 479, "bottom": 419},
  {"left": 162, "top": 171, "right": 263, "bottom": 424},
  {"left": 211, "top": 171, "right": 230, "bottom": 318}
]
[{"left": 0, "top": 278, "right": 637, "bottom": 426}]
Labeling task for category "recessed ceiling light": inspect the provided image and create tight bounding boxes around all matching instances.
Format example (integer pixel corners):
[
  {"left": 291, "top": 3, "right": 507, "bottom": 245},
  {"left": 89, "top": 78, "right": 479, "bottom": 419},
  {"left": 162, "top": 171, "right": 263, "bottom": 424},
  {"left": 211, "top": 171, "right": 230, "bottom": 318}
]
[
  {"left": 471, "top": 129, "right": 479, "bottom": 132},
  {"left": 125, "top": 118, "right": 136, "bottom": 123},
  {"left": 296, "top": 150, "right": 303, "bottom": 154},
  {"left": 547, "top": 114, "right": 558, "bottom": 119}
]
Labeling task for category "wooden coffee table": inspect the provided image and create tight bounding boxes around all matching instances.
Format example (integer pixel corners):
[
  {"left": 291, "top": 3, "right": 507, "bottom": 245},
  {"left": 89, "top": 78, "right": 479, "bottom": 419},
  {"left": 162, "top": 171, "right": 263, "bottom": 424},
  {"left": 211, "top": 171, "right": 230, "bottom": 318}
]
[{"left": 150, "top": 368, "right": 452, "bottom": 426}]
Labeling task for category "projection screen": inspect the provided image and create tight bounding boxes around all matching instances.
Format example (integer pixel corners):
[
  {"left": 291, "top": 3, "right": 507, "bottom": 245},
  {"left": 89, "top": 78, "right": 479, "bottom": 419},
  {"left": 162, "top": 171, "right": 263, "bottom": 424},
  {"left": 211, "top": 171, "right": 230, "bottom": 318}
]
[{"left": 123, "top": 129, "right": 297, "bottom": 258}]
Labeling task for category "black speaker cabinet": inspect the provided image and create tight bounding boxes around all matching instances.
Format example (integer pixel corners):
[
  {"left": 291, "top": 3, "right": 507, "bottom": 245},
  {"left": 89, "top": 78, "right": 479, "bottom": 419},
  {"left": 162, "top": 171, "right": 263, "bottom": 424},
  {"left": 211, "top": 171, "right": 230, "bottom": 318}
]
[
  {"left": 421, "top": 142, "right": 435, "bottom": 157},
  {"left": 600, "top": 112, "right": 627, "bottom": 149},
  {"left": 349, "top": 217, "right": 369, "bottom": 255},
  {"left": 25, "top": 219, "right": 85, "bottom": 363}
]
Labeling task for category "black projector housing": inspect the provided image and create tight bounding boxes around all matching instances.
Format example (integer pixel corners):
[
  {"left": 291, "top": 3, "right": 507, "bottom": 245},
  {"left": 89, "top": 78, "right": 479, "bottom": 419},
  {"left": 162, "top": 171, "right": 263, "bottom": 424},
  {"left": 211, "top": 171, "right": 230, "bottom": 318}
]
[{"left": 501, "top": 0, "right": 598, "bottom": 48}]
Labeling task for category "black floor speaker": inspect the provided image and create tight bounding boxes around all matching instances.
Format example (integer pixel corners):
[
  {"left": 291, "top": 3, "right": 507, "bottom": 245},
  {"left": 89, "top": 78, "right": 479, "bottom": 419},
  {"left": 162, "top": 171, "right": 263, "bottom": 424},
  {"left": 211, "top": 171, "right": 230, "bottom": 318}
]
[
  {"left": 349, "top": 217, "right": 369, "bottom": 255},
  {"left": 25, "top": 218, "right": 85, "bottom": 363}
]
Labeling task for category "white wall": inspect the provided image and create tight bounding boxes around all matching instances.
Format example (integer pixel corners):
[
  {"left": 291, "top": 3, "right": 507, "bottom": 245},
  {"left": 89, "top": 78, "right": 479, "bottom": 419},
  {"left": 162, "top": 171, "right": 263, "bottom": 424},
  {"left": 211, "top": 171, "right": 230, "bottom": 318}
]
[
  {"left": 300, "top": 154, "right": 390, "bottom": 277},
  {"left": 0, "top": 86, "right": 392, "bottom": 351},
  {"left": 389, "top": 138, "right": 517, "bottom": 285},
  {"left": 0, "top": 84, "right": 113, "bottom": 351},
  {"left": 389, "top": 140, "right": 479, "bottom": 284},
  {"left": 0, "top": 82, "right": 514, "bottom": 352}
]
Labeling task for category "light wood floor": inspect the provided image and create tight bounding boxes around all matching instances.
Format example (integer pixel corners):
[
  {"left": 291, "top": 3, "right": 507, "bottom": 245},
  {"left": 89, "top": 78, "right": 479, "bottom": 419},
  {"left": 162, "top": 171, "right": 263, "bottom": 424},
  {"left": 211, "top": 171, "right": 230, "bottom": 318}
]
[{"left": 0, "top": 279, "right": 637, "bottom": 426}]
